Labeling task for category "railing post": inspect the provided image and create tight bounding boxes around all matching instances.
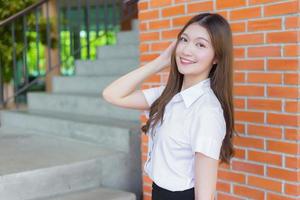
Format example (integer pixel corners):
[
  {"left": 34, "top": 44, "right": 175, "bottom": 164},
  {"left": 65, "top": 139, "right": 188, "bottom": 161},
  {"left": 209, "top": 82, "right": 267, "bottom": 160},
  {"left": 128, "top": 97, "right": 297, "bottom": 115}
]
[{"left": 42, "top": 0, "right": 60, "bottom": 93}]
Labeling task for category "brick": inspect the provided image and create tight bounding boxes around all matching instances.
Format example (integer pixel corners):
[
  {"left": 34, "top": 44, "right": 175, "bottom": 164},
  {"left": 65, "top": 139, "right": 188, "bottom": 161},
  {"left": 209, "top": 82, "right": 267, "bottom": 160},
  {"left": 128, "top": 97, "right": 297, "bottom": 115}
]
[
  {"left": 285, "top": 183, "right": 299, "bottom": 196},
  {"left": 172, "top": 15, "right": 193, "bottom": 27},
  {"left": 248, "top": 46, "right": 281, "bottom": 57},
  {"left": 140, "top": 32, "right": 160, "bottom": 41},
  {"left": 218, "top": 170, "right": 246, "bottom": 183},
  {"left": 284, "top": 128, "right": 300, "bottom": 141},
  {"left": 267, "top": 113, "right": 298, "bottom": 127},
  {"left": 247, "top": 72, "right": 281, "bottom": 84},
  {"left": 234, "top": 60, "right": 264, "bottom": 70},
  {"left": 187, "top": 1, "right": 213, "bottom": 13},
  {"left": 234, "top": 85, "right": 265, "bottom": 96},
  {"left": 151, "top": 41, "right": 171, "bottom": 51},
  {"left": 140, "top": 43, "right": 149, "bottom": 53},
  {"left": 174, "top": 0, "right": 186, "bottom": 3},
  {"left": 267, "top": 31, "right": 298, "bottom": 43},
  {"left": 149, "top": 19, "right": 170, "bottom": 29},
  {"left": 230, "top": 7, "right": 261, "bottom": 21},
  {"left": 248, "top": 124, "right": 282, "bottom": 139},
  {"left": 143, "top": 183, "right": 152, "bottom": 193},
  {"left": 233, "top": 136, "right": 264, "bottom": 148},
  {"left": 216, "top": 0, "right": 246, "bottom": 9},
  {"left": 267, "top": 193, "right": 299, "bottom": 200},
  {"left": 233, "top": 48, "right": 245, "bottom": 59},
  {"left": 138, "top": 10, "right": 159, "bottom": 21},
  {"left": 285, "top": 156, "right": 298, "bottom": 170},
  {"left": 248, "top": 18, "right": 282, "bottom": 31},
  {"left": 139, "top": 22, "right": 148, "bottom": 31},
  {"left": 235, "top": 110, "right": 265, "bottom": 123},
  {"left": 230, "top": 22, "right": 246, "bottom": 32},
  {"left": 248, "top": 99, "right": 282, "bottom": 111},
  {"left": 249, "top": 0, "right": 281, "bottom": 5},
  {"left": 234, "top": 148, "right": 246, "bottom": 159},
  {"left": 162, "top": 5, "right": 185, "bottom": 17},
  {"left": 267, "top": 166, "right": 298, "bottom": 181},
  {"left": 216, "top": 181, "right": 230, "bottom": 192},
  {"left": 284, "top": 73, "right": 299, "bottom": 85},
  {"left": 234, "top": 72, "right": 245, "bottom": 83},
  {"left": 161, "top": 28, "right": 180, "bottom": 39},
  {"left": 234, "top": 184, "right": 265, "bottom": 199},
  {"left": 267, "top": 86, "right": 298, "bottom": 99},
  {"left": 283, "top": 45, "right": 299, "bottom": 57},
  {"left": 268, "top": 59, "right": 298, "bottom": 71},
  {"left": 285, "top": 16, "right": 298, "bottom": 29},
  {"left": 150, "top": 0, "right": 172, "bottom": 8},
  {"left": 264, "top": 1, "right": 298, "bottom": 17},
  {"left": 232, "top": 160, "right": 264, "bottom": 175},
  {"left": 235, "top": 122, "right": 245, "bottom": 134},
  {"left": 138, "top": 1, "right": 149, "bottom": 10},
  {"left": 248, "top": 174, "right": 282, "bottom": 191},
  {"left": 143, "top": 195, "right": 151, "bottom": 200},
  {"left": 285, "top": 100, "right": 298, "bottom": 113},
  {"left": 234, "top": 98, "right": 245, "bottom": 109},
  {"left": 234, "top": 33, "right": 264, "bottom": 45},
  {"left": 215, "top": 11, "right": 229, "bottom": 20}
]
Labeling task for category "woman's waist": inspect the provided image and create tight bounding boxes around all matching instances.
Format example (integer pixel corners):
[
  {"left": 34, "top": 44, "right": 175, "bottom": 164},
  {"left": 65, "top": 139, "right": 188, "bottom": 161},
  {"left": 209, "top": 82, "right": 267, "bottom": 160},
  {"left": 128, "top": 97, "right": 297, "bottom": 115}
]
[{"left": 152, "top": 181, "right": 194, "bottom": 193}]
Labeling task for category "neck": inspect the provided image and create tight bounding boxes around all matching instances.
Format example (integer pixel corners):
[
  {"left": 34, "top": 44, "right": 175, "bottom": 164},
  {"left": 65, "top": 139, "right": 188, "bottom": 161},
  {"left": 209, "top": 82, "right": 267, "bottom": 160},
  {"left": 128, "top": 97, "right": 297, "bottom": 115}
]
[{"left": 181, "top": 74, "right": 209, "bottom": 91}]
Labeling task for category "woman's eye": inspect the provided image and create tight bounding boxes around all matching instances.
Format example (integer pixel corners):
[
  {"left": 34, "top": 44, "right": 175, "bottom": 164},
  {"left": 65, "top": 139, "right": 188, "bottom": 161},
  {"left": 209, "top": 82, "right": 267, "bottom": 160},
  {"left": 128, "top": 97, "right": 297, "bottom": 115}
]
[
  {"left": 179, "top": 37, "right": 205, "bottom": 48},
  {"left": 197, "top": 43, "right": 205, "bottom": 48},
  {"left": 179, "top": 37, "right": 187, "bottom": 42}
]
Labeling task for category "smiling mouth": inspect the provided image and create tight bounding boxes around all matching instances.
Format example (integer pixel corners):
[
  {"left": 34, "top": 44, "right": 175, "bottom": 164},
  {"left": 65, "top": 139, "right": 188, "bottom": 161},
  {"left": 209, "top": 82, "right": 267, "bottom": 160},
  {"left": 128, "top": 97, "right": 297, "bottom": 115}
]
[{"left": 180, "top": 57, "right": 196, "bottom": 64}]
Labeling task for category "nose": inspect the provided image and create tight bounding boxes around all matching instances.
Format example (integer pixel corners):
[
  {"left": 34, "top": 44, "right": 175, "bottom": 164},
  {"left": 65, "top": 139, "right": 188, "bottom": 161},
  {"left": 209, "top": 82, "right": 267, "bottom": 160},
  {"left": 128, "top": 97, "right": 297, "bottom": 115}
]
[{"left": 181, "top": 42, "right": 193, "bottom": 56}]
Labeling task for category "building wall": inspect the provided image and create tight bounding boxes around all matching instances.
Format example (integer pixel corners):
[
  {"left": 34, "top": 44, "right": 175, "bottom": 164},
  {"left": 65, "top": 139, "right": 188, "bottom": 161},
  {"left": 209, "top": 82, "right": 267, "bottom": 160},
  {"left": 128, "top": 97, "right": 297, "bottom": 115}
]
[{"left": 138, "top": 0, "right": 299, "bottom": 199}]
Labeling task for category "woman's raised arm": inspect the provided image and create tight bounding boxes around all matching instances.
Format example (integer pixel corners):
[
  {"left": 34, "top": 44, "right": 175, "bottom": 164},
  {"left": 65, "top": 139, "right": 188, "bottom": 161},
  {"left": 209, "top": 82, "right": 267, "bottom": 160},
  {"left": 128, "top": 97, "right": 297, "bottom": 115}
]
[{"left": 102, "top": 40, "right": 176, "bottom": 110}]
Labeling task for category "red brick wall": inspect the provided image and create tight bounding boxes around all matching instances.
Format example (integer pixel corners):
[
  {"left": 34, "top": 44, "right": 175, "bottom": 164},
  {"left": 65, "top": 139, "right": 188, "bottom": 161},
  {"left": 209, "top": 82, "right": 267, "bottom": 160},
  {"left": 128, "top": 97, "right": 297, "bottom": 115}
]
[{"left": 138, "top": 0, "right": 299, "bottom": 199}]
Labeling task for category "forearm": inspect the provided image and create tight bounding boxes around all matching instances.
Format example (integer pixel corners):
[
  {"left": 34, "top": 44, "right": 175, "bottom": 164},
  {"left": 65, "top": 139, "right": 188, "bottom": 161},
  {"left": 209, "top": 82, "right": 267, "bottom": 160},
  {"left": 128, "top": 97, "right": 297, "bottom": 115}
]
[
  {"left": 195, "top": 192, "right": 215, "bottom": 200},
  {"left": 102, "top": 58, "right": 162, "bottom": 100}
]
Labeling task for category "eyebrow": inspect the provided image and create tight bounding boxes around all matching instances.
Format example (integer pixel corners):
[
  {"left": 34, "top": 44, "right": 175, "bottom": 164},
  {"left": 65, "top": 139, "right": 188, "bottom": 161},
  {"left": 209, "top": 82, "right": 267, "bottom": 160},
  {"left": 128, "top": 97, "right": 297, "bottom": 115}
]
[{"left": 181, "top": 32, "right": 210, "bottom": 43}]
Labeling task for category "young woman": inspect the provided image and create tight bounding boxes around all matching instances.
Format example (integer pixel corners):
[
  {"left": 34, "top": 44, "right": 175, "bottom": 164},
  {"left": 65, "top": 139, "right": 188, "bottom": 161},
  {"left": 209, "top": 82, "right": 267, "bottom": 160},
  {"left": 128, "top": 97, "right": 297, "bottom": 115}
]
[{"left": 102, "top": 12, "right": 236, "bottom": 200}]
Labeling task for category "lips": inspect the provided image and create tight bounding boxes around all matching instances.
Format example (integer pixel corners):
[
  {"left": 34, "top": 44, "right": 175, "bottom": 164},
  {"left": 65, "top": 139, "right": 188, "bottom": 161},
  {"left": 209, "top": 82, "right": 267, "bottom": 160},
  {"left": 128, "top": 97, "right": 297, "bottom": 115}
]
[{"left": 180, "top": 57, "right": 196, "bottom": 64}]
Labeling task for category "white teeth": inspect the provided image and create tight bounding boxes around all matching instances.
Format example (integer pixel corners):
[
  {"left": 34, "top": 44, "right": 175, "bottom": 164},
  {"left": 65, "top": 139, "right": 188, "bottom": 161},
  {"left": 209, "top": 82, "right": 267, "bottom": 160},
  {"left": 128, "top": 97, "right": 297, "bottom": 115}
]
[{"left": 180, "top": 58, "right": 195, "bottom": 64}]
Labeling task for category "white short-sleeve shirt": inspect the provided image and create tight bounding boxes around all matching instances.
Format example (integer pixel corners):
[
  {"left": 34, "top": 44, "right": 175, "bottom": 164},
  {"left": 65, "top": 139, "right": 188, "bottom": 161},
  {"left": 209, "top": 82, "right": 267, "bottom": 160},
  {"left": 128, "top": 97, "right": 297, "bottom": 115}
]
[{"left": 141, "top": 78, "right": 226, "bottom": 191}]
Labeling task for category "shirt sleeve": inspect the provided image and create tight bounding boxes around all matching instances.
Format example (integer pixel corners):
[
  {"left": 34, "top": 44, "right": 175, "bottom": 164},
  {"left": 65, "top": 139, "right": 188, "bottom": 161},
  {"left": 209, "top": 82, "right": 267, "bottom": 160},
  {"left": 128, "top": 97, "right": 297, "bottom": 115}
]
[
  {"left": 141, "top": 85, "right": 165, "bottom": 119},
  {"left": 189, "top": 107, "right": 226, "bottom": 160}
]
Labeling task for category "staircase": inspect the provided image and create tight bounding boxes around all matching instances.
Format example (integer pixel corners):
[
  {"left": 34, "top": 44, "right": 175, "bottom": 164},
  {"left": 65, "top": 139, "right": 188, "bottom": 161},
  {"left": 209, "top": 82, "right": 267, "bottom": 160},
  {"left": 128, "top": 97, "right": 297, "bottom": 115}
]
[{"left": 0, "top": 19, "right": 142, "bottom": 200}]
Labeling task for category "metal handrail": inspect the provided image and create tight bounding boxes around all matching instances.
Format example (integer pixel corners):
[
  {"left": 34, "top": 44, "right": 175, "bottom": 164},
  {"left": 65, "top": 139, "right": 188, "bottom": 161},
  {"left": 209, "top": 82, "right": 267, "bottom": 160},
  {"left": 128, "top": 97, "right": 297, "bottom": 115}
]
[
  {"left": 0, "top": 0, "right": 48, "bottom": 27},
  {"left": 0, "top": 0, "right": 138, "bottom": 108}
]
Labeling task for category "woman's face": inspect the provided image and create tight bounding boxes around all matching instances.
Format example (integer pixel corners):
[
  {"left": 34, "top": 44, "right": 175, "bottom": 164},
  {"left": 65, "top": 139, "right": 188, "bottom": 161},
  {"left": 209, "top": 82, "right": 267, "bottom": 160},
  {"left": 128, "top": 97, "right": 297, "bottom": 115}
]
[{"left": 175, "top": 23, "right": 216, "bottom": 81}]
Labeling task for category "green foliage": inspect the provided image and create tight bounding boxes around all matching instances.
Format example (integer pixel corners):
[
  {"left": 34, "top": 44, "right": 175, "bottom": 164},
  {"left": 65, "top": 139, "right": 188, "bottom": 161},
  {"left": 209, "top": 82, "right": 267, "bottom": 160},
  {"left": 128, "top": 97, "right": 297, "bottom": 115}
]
[
  {"left": 0, "top": 0, "right": 57, "bottom": 83},
  {"left": 0, "top": 0, "right": 36, "bottom": 20}
]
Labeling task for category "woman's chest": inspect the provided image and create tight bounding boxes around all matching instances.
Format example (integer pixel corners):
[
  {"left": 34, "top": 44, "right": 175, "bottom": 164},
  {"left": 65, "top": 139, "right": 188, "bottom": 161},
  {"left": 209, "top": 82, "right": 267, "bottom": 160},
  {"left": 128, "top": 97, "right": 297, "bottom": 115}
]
[{"left": 155, "top": 103, "right": 193, "bottom": 148}]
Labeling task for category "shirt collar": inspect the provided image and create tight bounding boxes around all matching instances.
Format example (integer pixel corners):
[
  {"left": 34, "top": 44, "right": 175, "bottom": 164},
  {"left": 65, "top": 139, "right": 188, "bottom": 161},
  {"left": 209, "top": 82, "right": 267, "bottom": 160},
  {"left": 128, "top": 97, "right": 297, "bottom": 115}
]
[{"left": 170, "top": 78, "right": 211, "bottom": 108}]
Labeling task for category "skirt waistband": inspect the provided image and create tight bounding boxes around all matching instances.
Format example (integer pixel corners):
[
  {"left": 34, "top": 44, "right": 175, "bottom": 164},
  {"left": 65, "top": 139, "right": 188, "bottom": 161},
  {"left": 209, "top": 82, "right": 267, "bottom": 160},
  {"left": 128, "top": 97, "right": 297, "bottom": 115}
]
[{"left": 152, "top": 182, "right": 194, "bottom": 193}]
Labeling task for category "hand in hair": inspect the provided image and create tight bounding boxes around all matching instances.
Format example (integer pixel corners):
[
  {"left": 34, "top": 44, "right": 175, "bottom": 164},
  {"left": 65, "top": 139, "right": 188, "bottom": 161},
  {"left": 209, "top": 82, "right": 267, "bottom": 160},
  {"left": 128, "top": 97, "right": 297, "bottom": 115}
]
[{"left": 154, "top": 40, "right": 177, "bottom": 71}]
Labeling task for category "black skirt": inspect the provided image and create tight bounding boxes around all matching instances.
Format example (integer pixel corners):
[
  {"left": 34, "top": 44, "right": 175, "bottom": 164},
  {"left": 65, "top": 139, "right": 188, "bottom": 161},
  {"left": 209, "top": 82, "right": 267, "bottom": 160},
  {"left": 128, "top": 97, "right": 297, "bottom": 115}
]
[{"left": 152, "top": 181, "right": 195, "bottom": 200}]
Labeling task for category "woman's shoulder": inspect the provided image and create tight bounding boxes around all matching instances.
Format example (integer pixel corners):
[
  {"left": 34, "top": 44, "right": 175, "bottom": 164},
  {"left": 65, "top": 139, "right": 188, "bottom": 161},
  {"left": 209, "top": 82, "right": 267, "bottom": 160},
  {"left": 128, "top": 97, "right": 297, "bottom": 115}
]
[{"left": 195, "top": 89, "right": 223, "bottom": 113}]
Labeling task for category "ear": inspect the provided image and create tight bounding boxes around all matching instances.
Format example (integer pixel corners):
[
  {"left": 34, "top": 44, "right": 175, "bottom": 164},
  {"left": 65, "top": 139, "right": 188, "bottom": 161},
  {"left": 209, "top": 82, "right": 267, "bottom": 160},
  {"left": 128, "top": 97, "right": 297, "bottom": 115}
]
[
  {"left": 212, "top": 59, "right": 218, "bottom": 65},
  {"left": 212, "top": 57, "right": 218, "bottom": 65}
]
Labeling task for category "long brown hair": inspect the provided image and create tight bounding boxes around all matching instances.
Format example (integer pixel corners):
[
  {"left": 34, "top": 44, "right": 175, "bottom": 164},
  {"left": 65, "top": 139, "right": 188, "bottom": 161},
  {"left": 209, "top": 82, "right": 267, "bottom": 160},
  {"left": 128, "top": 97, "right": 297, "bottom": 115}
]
[{"left": 141, "top": 12, "right": 237, "bottom": 165}]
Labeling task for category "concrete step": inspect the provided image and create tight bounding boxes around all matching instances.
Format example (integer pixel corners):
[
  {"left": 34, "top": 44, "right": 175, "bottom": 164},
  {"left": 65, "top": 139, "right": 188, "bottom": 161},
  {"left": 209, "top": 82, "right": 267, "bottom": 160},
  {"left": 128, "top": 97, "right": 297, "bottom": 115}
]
[
  {"left": 97, "top": 44, "right": 139, "bottom": 59},
  {"left": 75, "top": 58, "right": 139, "bottom": 76},
  {"left": 0, "top": 127, "right": 138, "bottom": 200},
  {"left": 116, "top": 30, "right": 139, "bottom": 45},
  {"left": 52, "top": 75, "right": 120, "bottom": 94},
  {"left": 27, "top": 92, "right": 141, "bottom": 121},
  {"left": 33, "top": 187, "right": 135, "bottom": 200},
  {"left": 0, "top": 109, "right": 141, "bottom": 153}
]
